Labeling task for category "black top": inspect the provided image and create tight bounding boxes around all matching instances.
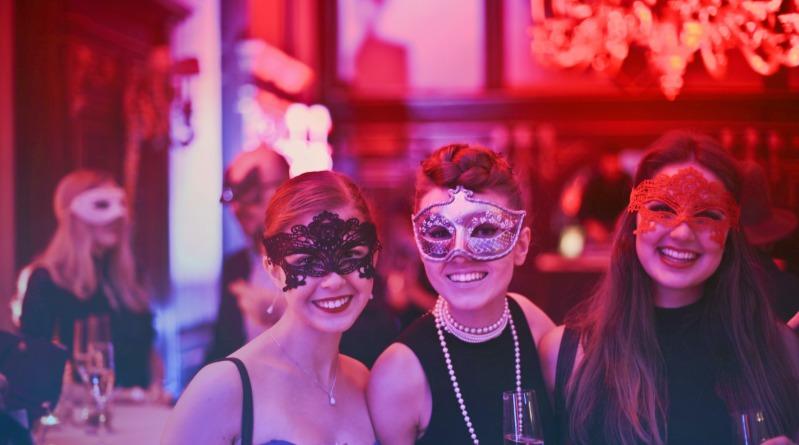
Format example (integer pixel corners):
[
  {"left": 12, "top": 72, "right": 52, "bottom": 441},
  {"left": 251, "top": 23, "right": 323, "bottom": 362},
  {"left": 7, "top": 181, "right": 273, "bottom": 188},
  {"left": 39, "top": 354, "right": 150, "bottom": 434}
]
[
  {"left": 398, "top": 297, "right": 557, "bottom": 445},
  {"left": 19, "top": 267, "right": 154, "bottom": 388},
  {"left": 555, "top": 299, "right": 734, "bottom": 445}
]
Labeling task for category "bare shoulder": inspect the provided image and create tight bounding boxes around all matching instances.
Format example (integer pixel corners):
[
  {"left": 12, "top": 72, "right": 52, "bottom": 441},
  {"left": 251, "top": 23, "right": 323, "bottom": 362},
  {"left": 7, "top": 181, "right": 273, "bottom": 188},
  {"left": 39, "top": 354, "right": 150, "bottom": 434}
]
[
  {"left": 368, "top": 343, "right": 427, "bottom": 402},
  {"left": 340, "top": 354, "right": 371, "bottom": 390},
  {"left": 508, "top": 292, "right": 556, "bottom": 345},
  {"left": 538, "top": 325, "right": 566, "bottom": 395},
  {"left": 368, "top": 343, "right": 429, "bottom": 445},
  {"left": 161, "top": 361, "right": 242, "bottom": 444}
]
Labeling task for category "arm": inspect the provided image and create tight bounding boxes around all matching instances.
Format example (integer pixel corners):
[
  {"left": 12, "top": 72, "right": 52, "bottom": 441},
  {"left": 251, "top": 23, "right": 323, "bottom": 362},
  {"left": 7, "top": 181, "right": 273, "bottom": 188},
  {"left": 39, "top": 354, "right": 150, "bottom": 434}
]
[
  {"left": 538, "top": 326, "right": 566, "bottom": 398},
  {"left": 367, "top": 343, "right": 430, "bottom": 445},
  {"left": 508, "top": 292, "right": 556, "bottom": 346},
  {"left": 161, "top": 362, "right": 241, "bottom": 445}
]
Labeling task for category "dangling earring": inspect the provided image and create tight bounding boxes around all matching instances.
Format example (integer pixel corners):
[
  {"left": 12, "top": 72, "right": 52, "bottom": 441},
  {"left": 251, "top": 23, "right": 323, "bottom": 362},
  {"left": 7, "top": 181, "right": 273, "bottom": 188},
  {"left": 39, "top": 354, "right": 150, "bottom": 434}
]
[
  {"left": 266, "top": 298, "right": 276, "bottom": 314},
  {"left": 369, "top": 293, "right": 374, "bottom": 300}
]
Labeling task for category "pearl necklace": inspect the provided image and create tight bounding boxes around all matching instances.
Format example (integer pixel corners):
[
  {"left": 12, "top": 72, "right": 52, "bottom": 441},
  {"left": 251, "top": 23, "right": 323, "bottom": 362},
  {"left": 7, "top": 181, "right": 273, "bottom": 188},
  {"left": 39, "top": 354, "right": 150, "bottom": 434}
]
[
  {"left": 433, "top": 297, "right": 522, "bottom": 445},
  {"left": 268, "top": 331, "right": 338, "bottom": 406},
  {"left": 440, "top": 298, "right": 510, "bottom": 343}
]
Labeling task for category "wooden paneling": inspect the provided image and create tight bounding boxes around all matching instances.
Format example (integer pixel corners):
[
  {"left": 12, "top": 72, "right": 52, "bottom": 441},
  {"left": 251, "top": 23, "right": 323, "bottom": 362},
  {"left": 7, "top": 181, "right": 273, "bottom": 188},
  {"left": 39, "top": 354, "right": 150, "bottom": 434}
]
[
  {"left": 14, "top": 0, "right": 188, "bottom": 298},
  {"left": 1, "top": 0, "right": 15, "bottom": 331}
]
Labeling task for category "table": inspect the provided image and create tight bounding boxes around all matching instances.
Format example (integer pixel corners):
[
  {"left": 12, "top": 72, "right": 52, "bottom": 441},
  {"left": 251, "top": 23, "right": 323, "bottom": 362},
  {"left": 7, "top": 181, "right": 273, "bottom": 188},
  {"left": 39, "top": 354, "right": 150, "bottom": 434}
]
[{"left": 39, "top": 401, "right": 172, "bottom": 445}]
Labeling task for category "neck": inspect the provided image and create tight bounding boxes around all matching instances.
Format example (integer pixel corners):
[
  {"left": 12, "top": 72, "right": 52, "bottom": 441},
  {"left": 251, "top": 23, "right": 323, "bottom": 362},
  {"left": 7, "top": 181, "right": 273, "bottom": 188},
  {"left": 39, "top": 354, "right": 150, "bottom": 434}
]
[
  {"left": 267, "top": 315, "right": 341, "bottom": 383},
  {"left": 654, "top": 284, "right": 703, "bottom": 308},
  {"left": 444, "top": 293, "right": 507, "bottom": 327}
]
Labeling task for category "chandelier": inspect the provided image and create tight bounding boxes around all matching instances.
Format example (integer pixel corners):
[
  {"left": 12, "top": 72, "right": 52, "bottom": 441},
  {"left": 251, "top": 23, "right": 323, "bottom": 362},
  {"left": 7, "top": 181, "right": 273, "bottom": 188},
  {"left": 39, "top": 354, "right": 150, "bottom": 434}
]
[{"left": 530, "top": 0, "right": 799, "bottom": 99}]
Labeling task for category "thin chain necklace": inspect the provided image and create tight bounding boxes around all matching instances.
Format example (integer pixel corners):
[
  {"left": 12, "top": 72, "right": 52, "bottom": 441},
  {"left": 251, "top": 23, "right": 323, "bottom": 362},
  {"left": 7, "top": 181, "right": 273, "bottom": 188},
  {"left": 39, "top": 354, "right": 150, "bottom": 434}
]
[
  {"left": 267, "top": 331, "right": 338, "bottom": 406},
  {"left": 433, "top": 297, "right": 522, "bottom": 445}
]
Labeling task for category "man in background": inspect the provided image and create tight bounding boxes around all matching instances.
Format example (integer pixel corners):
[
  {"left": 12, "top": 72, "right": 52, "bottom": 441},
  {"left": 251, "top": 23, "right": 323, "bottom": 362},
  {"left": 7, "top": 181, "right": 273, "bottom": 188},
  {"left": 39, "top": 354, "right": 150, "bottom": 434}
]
[
  {"left": 205, "top": 146, "right": 289, "bottom": 363},
  {"left": 205, "top": 146, "right": 399, "bottom": 366}
]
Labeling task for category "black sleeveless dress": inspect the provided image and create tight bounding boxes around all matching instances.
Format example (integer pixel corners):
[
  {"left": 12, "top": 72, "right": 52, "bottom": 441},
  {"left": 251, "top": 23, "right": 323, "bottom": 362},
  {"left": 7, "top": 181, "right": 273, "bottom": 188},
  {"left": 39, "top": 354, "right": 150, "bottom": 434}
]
[
  {"left": 398, "top": 297, "right": 557, "bottom": 445},
  {"left": 554, "top": 299, "right": 735, "bottom": 445}
]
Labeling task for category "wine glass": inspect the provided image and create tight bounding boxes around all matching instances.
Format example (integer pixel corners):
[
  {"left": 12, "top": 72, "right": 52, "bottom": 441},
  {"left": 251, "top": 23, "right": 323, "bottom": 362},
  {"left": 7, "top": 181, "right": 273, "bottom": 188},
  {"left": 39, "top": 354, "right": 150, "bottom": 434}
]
[
  {"left": 734, "top": 410, "right": 772, "bottom": 445},
  {"left": 502, "top": 389, "right": 545, "bottom": 445}
]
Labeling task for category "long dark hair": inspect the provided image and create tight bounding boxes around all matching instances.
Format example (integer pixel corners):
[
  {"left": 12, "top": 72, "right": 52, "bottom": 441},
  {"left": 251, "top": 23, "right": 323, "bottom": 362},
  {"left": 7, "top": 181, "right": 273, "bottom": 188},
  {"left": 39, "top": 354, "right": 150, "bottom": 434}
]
[{"left": 566, "top": 131, "right": 799, "bottom": 444}]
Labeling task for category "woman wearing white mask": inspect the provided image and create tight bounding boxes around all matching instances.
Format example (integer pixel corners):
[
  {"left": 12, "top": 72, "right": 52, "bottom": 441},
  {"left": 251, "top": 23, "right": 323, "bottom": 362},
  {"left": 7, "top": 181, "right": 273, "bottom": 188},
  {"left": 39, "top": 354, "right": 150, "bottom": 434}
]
[
  {"left": 368, "top": 144, "right": 557, "bottom": 445},
  {"left": 17, "top": 169, "right": 154, "bottom": 389}
]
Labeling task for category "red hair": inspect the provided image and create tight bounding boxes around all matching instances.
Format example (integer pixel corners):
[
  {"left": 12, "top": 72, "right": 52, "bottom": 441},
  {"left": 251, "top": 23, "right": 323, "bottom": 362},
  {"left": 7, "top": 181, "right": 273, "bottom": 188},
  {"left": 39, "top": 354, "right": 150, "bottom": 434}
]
[{"left": 263, "top": 170, "right": 375, "bottom": 238}]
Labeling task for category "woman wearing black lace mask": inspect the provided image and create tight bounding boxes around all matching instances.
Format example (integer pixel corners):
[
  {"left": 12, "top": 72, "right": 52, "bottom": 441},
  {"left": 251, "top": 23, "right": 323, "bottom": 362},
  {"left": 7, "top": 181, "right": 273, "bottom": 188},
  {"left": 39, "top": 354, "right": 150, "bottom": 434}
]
[{"left": 163, "top": 171, "right": 380, "bottom": 445}]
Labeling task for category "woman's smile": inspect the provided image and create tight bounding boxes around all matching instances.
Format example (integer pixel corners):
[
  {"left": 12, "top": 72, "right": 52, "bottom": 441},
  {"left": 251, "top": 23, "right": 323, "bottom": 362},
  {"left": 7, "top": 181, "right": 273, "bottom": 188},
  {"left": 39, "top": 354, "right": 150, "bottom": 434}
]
[{"left": 310, "top": 294, "right": 354, "bottom": 314}]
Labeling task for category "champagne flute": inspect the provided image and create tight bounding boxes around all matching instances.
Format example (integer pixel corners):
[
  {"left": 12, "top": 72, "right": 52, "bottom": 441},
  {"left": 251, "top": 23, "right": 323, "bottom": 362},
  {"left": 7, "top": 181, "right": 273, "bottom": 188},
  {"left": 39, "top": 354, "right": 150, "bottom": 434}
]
[
  {"left": 75, "top": 315, "right": 115, "bottom": 433},
  {"left": 86, "top": 341, "right": 115, "bottom": 431},
  {"left": 502, "top": 389, "right": 545, "bottom": 445}
]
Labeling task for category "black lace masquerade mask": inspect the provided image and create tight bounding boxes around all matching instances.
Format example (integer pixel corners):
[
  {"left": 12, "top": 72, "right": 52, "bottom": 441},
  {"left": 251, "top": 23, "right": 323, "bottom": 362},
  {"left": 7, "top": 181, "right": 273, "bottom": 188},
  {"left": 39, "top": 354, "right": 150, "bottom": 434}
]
[{"left": 262, "top": 211, "right": 381, "bottom": 291}]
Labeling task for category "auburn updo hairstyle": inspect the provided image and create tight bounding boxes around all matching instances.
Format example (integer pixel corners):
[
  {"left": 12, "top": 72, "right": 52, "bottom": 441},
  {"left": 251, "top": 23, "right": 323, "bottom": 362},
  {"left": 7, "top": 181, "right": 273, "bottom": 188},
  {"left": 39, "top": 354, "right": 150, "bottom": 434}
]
[{"left": 414, "top": 144, "right": 525, "bottom": 212}]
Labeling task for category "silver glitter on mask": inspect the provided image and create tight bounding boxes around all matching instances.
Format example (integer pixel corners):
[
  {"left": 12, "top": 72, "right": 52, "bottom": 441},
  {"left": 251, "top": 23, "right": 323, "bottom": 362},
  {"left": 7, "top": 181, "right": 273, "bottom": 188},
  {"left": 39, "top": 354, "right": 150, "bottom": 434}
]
[{"left": 412, "top": 186, "right": 526, "bottom": 262}]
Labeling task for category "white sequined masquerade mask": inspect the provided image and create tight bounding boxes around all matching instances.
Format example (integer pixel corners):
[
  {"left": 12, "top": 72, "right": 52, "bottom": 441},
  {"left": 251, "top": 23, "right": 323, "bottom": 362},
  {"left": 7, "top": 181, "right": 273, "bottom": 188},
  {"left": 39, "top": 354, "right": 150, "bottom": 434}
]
[
  {"left": 70, "top": 186, "right": 128, "bottom": 225},
  {"left": 412, "top": 186, "right": 526, "bottom": 262}
]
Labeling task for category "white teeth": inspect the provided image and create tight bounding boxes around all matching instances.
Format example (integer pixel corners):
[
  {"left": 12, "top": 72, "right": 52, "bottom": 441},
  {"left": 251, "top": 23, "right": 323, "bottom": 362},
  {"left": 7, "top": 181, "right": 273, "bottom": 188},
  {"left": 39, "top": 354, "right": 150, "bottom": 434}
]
[
  {"left": 660, "top": 247, "right": 698, "bottom": 261},
  {"left": 314, "top": 296, "right": 350, "bottom": 309},
  {"left": 447, "top": 272, "right": 487, "bottom": 283}
]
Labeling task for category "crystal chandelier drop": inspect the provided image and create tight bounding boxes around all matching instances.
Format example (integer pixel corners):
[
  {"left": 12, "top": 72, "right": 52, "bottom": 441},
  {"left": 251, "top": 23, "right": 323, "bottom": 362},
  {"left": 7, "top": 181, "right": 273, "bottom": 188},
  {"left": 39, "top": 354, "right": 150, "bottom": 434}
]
[{"left": 530, "top": 0, "right": 799, "bottom": 99}]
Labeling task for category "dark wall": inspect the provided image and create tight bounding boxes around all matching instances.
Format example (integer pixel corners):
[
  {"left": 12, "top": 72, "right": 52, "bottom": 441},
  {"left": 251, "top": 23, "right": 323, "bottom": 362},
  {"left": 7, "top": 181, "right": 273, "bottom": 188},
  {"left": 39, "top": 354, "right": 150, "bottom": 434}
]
[{"left": 13, "top": 0, "right": 188, "bottom": 299}]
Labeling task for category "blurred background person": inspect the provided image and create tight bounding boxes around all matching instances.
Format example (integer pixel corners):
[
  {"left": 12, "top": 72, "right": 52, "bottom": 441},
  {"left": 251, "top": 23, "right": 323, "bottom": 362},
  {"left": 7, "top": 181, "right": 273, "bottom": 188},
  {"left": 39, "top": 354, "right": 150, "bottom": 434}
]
[
  {"left": 16, "top": 169, "right": 155, "bottom": 389},
  {"left": 560, "top": 150, "right": 632, "bottom": 247},
  {"left": 740, "top": 160, "right": 799, "bottom": 325},
  {"left": 577, "top": 151, "right": 632, "bottom": 245},
  {"left": 205, "top": 146, "right": 290, "bottom": 363}
]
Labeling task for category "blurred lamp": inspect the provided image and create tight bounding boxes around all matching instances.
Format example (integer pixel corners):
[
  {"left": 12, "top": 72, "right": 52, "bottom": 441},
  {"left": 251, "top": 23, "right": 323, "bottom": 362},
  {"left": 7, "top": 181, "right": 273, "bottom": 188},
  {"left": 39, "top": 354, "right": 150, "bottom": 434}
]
[{"left": 559, "top": 225, "right": 586, "bottom": 258}]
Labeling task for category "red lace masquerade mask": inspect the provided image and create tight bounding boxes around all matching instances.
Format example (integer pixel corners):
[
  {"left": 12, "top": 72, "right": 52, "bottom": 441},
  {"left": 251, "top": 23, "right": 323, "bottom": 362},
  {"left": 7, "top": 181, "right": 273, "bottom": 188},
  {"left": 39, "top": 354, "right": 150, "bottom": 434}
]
[{"left": 627, "top": 167, "right": 740, "bottom": 244}]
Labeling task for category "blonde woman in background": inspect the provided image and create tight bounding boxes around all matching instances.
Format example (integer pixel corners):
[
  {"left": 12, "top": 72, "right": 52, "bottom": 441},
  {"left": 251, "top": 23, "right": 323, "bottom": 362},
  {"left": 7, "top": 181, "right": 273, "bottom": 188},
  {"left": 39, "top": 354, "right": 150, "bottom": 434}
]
[{"left": 17, "top": 169, "right": 155, "bottom": 389}]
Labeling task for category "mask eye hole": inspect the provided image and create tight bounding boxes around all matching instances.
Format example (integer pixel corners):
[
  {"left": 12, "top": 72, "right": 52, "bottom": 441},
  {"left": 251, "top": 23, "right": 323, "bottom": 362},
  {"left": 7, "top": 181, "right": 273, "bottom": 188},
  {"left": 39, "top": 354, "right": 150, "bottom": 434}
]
[
  {"left": 696, "top": 209, "right": 724, "bottom": 221},
  {"left": 645, "top": 201, "right": 676, "bottom": 214},
  {"left": 343, "top": 246, "right": 368, "bottom": 260},
  {"left": 94, "top": 200, "right": 111, "bottom": 210},
  {"left": 284, "top": 253, "right": 314, "bottom": 267},
  {"left": 427, "top": 226, "right": 453, "bottom": 240},
  {"left": 471, "top": 223, "right": 499, "bottom": 238}
]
